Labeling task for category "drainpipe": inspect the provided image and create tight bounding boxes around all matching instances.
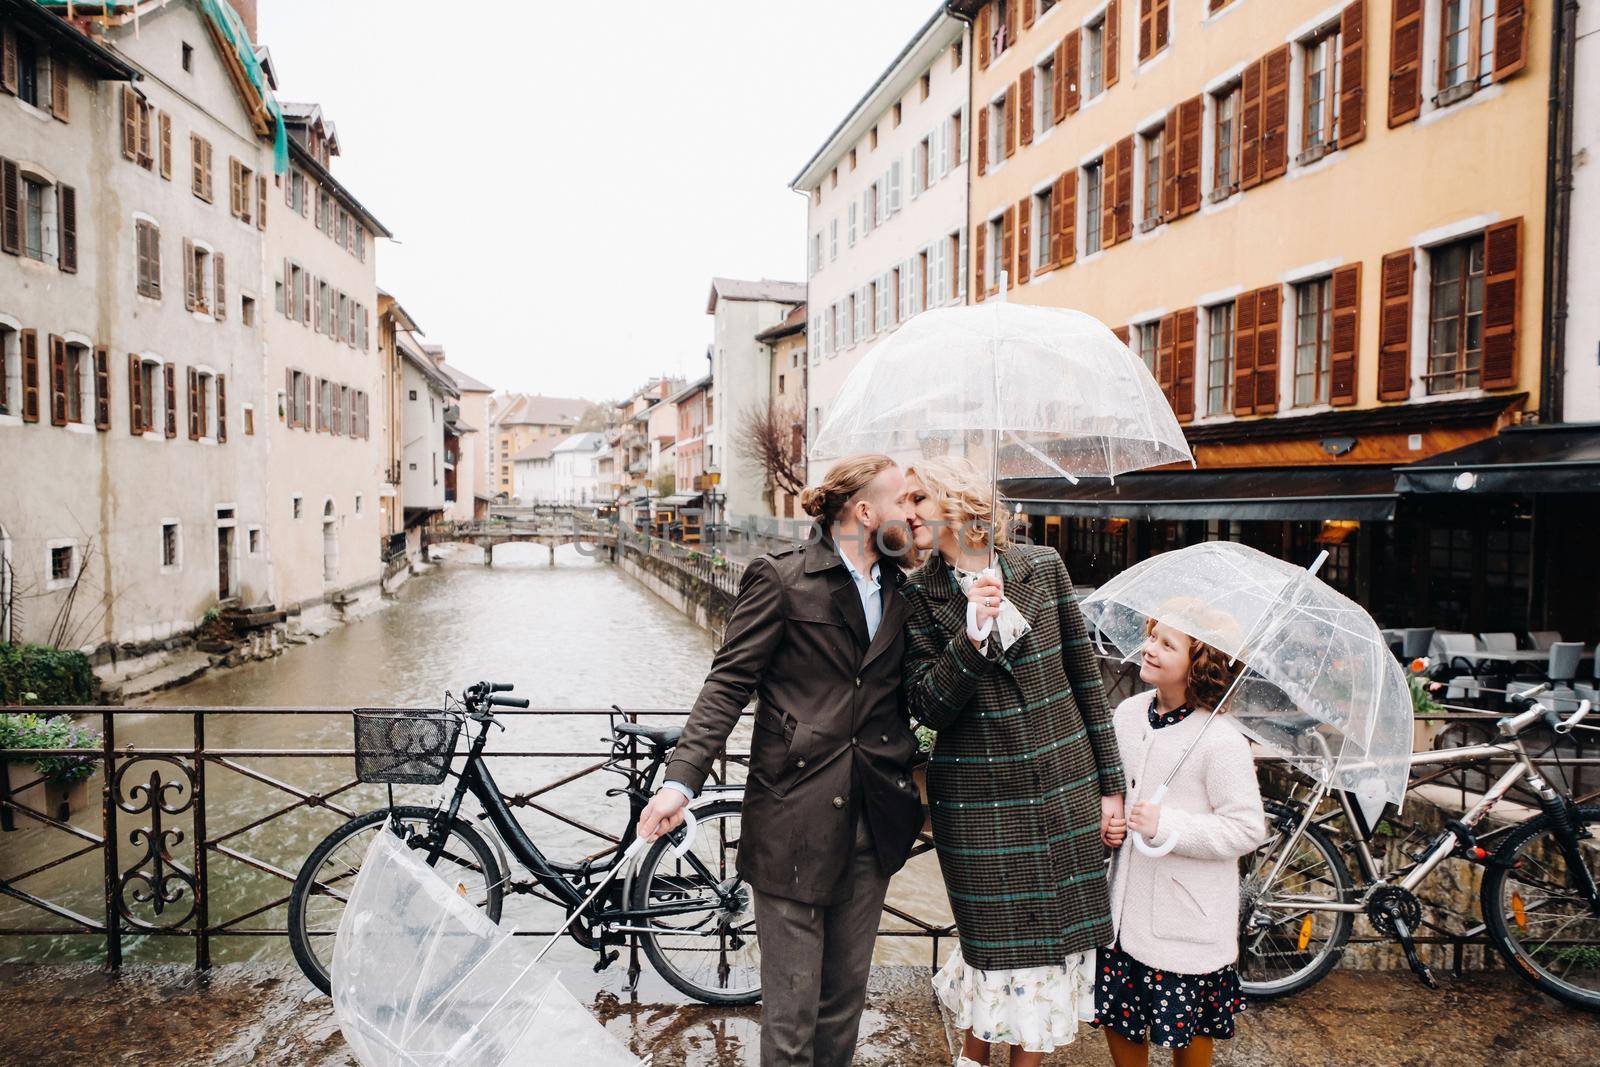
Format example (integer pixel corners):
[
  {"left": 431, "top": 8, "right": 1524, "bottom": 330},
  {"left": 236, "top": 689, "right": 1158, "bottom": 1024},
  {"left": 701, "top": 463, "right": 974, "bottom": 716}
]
[{"left": 1539, "top": 0, "right": 1579, "bottom": 425}]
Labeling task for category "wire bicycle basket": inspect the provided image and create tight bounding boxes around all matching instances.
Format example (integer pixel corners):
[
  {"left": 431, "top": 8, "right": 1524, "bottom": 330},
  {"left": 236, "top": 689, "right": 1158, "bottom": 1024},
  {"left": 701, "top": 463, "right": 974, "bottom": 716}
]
[{"left": 352, "top": 709, "right": 462, "bottom": 785}]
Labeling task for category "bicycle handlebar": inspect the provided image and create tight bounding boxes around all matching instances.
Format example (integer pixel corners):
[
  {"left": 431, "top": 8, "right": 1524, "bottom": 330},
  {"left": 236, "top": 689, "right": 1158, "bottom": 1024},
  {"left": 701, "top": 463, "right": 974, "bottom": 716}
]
[
  {"left": 487, "top": 682, "right": 514, "bottom": 692},
  {"left": 1554, "top": 700, "right": 1593, "bottom": 736},
  {"left": 488, "top": 695, "right": 529, "bottom": 709}
]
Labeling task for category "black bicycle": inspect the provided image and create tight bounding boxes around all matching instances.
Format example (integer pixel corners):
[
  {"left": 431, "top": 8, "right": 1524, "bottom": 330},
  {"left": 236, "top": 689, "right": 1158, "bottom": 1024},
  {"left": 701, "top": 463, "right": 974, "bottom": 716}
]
[{"left": 287, "top": 681, "right": 760, "bottom": 1005}]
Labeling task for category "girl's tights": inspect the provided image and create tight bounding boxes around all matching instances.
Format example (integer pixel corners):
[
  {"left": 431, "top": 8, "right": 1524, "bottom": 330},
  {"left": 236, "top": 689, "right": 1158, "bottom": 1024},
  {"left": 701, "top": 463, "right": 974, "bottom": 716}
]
[
  {"left": 1105, "top": 1030, "right": 1215, "bottom": 1067},
  {"left": 959, "top": 1033, "right": 1046, "bottom": 1067}
]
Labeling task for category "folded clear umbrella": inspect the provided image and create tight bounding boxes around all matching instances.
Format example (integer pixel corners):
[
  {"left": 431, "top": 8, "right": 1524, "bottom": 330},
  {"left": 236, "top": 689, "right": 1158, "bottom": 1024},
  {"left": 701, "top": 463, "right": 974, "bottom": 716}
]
[
  {"left": 1079, "top": 541, "right": 1414, "bottom": 841},
  {"left": 810, "top": 298, "right": 1193, "bottom": 637},
  {"left": 331, "top": 826, "right": 665, "bottom": 1066}
]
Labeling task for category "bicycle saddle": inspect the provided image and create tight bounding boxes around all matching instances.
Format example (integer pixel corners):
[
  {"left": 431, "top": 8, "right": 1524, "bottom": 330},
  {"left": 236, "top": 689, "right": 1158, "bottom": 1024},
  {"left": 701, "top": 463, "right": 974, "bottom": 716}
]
[{"left": 614, "top": 722, "right": 683, "bottom": 749}]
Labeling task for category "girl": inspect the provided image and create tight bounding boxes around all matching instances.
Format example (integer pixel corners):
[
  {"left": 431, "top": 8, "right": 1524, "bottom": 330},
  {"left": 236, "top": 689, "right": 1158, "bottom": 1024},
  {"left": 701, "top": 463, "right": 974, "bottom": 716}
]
[
  {"left": 1098, "top": 615, "right": 1266, "bottom": 1067},
  {"left": 900, "top": 457, "right": 1126, "bottom": 1067}
]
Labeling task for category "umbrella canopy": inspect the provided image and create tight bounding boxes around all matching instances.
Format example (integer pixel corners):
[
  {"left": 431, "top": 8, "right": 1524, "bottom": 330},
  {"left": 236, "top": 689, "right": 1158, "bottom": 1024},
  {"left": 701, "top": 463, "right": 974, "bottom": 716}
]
[
  {"left": 1079, "top": 541, "right": 1413, "bottom": 816},
  {"left": 332, "top": 828, "right": 649, "bottom": 1067},
  {"left": 808, "top": 303, "right": 1192, "bottom": 481}
]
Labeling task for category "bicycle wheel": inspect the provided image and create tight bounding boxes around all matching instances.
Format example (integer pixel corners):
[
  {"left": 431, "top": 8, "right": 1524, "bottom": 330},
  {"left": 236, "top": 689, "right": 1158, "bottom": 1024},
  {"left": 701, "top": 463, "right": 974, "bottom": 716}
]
[
  {"left": 288, "top": 805, "right": 504, "bottom": 995},
  {"left": 629, "top": 798, "right": 761, "bottom": 1005},
  {"left": 1237, "top": 799, "right": 1354, "bottom": 999},
  {"left": 1481, "top": 804, "right": 1600, "bottom": 1012}
]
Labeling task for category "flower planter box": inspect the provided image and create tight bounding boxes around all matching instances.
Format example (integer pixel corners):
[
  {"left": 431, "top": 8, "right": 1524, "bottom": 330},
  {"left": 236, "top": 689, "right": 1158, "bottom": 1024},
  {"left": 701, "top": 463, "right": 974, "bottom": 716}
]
[{"left": 3, "top": 761, "right": 93, "bottom": 824}]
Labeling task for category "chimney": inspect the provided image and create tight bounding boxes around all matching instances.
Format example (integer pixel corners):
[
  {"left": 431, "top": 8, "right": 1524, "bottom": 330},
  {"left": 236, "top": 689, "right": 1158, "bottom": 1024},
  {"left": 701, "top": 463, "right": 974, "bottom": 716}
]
[{"left": 230, "top": 0, "right": 259, "bottom": 43}]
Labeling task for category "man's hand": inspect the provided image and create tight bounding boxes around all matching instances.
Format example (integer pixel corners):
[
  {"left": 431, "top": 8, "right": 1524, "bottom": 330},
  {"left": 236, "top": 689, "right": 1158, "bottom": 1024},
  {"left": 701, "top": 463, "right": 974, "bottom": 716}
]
[
  {"left": 1128, "top": 801, "right": 1162, "bottom": 839},
  {"left": 636, "top": 787, "right": 689, "bottom": 843}
]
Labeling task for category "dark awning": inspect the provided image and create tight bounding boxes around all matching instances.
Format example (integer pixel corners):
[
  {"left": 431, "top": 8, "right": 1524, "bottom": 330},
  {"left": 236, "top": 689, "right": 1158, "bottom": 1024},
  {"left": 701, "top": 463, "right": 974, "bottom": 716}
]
[
  {"left": 1002, "top": 467, "right": 1399, "bottom": 521},
  {"left": 1395, "top": 424, "right": 1600, "bottom": 495}
]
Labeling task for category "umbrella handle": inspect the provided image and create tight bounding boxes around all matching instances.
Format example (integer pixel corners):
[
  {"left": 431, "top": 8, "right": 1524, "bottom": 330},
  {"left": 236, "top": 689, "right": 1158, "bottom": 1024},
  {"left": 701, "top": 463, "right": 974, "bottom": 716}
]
[
  {"left": 965, "top": 602, "right": 995, "bottom": 642},
  {"left": 625, "top": 807, "right": 698, "bottom": 863},
  {"left": 1130, "top": 783, "right": 1180, "bottom": 858}
]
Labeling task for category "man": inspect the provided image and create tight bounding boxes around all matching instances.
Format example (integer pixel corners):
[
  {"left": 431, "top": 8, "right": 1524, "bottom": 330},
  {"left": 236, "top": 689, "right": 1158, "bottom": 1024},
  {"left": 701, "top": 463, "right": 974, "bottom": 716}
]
[{"left": 636, "top": 454, "right": 925, "bottom": 1067}]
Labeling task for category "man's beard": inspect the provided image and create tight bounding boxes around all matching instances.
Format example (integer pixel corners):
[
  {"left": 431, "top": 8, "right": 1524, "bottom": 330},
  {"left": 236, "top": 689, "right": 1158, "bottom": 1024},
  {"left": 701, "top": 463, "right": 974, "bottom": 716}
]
[{"left": 874, "top": 520, "right": 913, "bottom": 562}]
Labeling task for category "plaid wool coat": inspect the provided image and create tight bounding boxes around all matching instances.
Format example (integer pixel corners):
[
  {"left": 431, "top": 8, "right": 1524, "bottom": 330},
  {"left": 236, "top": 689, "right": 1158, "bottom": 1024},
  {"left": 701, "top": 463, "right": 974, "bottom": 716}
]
[{"left": 902, "top": 542, "right": 1125, "bottom": 971}]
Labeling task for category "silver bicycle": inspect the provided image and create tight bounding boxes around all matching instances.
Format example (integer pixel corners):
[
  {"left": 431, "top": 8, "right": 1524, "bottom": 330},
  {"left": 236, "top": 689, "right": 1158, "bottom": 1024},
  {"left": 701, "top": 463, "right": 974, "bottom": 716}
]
[{"left": 1237, "top": 684, "right": 1600, "bottom": 1011}]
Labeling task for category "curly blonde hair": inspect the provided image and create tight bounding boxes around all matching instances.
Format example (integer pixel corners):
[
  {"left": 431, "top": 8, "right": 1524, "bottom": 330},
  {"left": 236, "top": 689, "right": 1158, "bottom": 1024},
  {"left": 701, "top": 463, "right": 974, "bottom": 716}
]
[{"left": 904, "top": 455, "right": 1011, "bottom": 550}]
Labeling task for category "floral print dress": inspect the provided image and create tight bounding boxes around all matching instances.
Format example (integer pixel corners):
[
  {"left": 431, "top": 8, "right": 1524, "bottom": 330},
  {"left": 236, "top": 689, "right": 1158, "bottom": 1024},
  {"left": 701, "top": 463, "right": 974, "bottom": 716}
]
[
  {"left": 1092, "top": 699, "right": 1247, "bottom": 1049},
  {"left": 934, "top": 946, "right": 1098, "bottom": 1054}
]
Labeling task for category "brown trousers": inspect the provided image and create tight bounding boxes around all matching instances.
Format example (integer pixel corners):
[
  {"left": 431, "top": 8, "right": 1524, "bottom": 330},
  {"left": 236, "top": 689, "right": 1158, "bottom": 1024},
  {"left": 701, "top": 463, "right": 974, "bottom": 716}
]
[{"left": 751, "top": 816, "right": 889, "bottom": 1067}]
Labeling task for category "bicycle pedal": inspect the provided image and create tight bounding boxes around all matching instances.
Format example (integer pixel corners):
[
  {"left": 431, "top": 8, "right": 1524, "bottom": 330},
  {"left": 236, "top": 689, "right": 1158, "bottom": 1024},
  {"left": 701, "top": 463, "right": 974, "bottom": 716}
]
[{"left": 593, "top": 949, "right": 618, "bottom": 973}]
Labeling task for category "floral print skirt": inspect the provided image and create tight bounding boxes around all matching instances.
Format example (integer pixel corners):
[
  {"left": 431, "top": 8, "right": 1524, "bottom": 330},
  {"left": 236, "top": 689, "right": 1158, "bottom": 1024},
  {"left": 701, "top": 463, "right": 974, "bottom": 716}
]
[
  {"left": 933, "top": 945, "right": 1097, "bottom": 1053},
  {"left": 1093, "top": 944, "right": 1245, "bottom": 1048}
]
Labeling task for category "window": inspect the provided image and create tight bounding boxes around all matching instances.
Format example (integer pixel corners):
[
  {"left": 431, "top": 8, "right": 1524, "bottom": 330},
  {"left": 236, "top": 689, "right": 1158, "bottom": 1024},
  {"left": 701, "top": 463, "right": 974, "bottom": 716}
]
[
  {"left": 131, "top": 219, "right": 161, "bottom": 299},
  {"left": 1206, "top": 304, "right": 1235, "bottom": 415},
  {"left": 1301, "top": 25, "right": 1342, "bottom": 157},
  {"left": 869, "top": 126, "right": 878, "bottom": 151},
  {"left": 241, "top": 295, "right": 256, "bottom": 325},
  {"left": 229, "top": 158, "right": 254, "bottom": 223},
  {"left": 953, "top": 40, "right": 963, "bottom": 69},
  {"left": 290, "top": 170, "right": 307, "bottom": 214},
  {"left": 355, "top": 494, "right": 363, "bottom": 515},
  {"left": 1213, "top": 85, "right": 1241, "bottom": 195},
  {"left": 994, "top": 0, "right": 1012, "bottom": 54},
  {"left": 1139, "top": 0, "right": 1171, "bottom": 61},
  {"left": 1083, "top": 161, "right": 1104, "bottom": 255},
  {"left": 63, "top": 342, "right": 86, "bottom": 424},
  {"left": 190, "top": 135, "right": 213, "bottom": 202},
  {"left": 131, "top": 359, "right": 157, "bottom": 433},
  {"left": 849, "top": 147, "right": 857, "bottom": 171},
  {"left": 920, "top": 71, "right": 932, "bottom": 100},
  {"left": 1136, "top": 322, "right": 1159, "bottom": 373},
  {"left": 810, "top": 232, "right": 822, "bottom": 276},
  {"left": 1440, "top": 0, "right": 1497, "bottom": 96},
  {"left": 893, "top": 101, "right": 903, "bottom": 127},
  {"left": 21, "top": 176, "right": 48, "bottom": 261},
  {"left": 1141, "top": 128, "right": 1163, "bottom": 227},
  {"left": 848, "top": 202, "right": 857, "bottom": 246},
  {"left": 162, "top": 522, "right": 180, "bottom": 568},
  {"left": 50, "top": 544, "right": 73, "bottom": 582},
  {"left": 948, "top": 232, "right": 963, "bottom": 302},
  {"left": 248, "top": 528, "right": 260, "bottom": 554},
  {"left": 190, "top": 244, "right": 211, "bottom": 313},
  {"left": 989, "top": 95, "right": 1007, "bottom": 169},
  {"left": 181, "top": 42, "right": 194, "bottom": 72},
  {"left": 293, "top": 495, "right": 304, "bottom": 520},
  {"left": 950, "top": 109, "right": 964, "bottom": 168},
  {"left": 1037, "top": 56, "right": 1056, "bottom": 133},
  {"left": 1427, "top": 235, "right": 1486, "bottom": 394},
  {"left": 987, "top": 215, "right": 1004, "bottom": 290},
  {"left": 1087, "top": 17, "right": 1107, "bottom": 99},
  {"left": 830, "top": 218, "right": 838, "bottom": 261},
  {"left": 243, "top": 404, "right": 254, "bottom": 435},
  {"left": 1034, "top": 186, "right": 1053, "bottom": 268},
  {"left": 915, "top": 136, "right": 931, "bottom": 195},
  {"left": 1294, "top": 276, "right": 1334, "bottom": 407}
]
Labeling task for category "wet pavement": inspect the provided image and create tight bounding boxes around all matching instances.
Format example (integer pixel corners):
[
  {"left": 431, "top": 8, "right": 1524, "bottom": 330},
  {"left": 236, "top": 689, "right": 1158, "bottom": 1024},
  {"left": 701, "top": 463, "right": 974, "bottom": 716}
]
[{"left": 0, "top": 962, "right": 1593, "bottom": 1066}]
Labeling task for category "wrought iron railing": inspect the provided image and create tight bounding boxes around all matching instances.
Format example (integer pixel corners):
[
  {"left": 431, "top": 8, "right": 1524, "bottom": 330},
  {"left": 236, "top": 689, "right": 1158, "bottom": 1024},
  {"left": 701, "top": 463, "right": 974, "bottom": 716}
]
[{"left": 616, "top": 527, "right": 745, "bottom": 597}]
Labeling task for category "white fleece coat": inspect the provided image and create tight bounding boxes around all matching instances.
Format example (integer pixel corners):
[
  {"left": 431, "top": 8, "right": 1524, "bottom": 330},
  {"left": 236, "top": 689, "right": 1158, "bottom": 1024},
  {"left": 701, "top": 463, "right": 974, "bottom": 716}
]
[{"left": 1108, "top": 692, "right": 1268, "bottom": 975}]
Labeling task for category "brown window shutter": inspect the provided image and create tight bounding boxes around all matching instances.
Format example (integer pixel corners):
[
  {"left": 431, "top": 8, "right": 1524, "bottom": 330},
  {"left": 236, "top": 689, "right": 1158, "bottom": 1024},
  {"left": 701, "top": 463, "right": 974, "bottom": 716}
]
[
  {"left": 204, "top": 141, "right": 213, "bottom": 201},
  {"left": 150, "top": 223, "right": 161, "bottom": 297},
  {"left": 159, "top": 112, "right": 172, "bottom": 179},
  {"left": 301, "top": 270, "right": 311, "bottom": 325},
  {"left": 978, "top": 4, "right": 991, "bottom": 69},
  {"left": 1004, "top": 0, "right": 1018, "bottom": 47},
  {"left": 128, "top": 354, "right": 145, "bottom": 435},
  {"left": 1178, "top": 95, "right": 1203, "bottom": 216},
  {"left": 1493, "top": 0, "right": 1528, "bottom": 82},
  {"left": 217, "top": 373, "right": 227, "bottom": 443},
  {"left": 214, "top": 252, "right": 226, "bottom": 321},
  {"left": 1058, "top": 170, "right": 1077, "bottom": 265},
  {"left": 51, "top": 53, "right": 68, "bottom": 121},
  {"left": 1055, "top": 35, "right": 1072, "bottom": 117},
  {"left": 164, "top": 363, "right": 177, "bottom": 437},
  {"left": 1016, "top": 197, "right": 1032, "bottom": 284},
  {"left": 1019, "top": 70, "right": 1034, "bottom": 146},
  {"left": 121, "top": 86, "right": 138, "bottom": 160},
  {"left": 1156, "top": 313, "right": 1177, "bottom": 409},
  {"left": 282, "top": 259, "right": 293, "bottom": 318},
  {"left": 285, "top": 368, "right": 295, "bottom": 426},
  {"left": 1240, "top": 58, "right": 1263, "bottom": 189},
  {"left": 333, "top": 383, "right": 343, "bottom": 435},
  {"left": 187, "top": 366, "right": 200, "bottom": 439},
  {"left": 1105, "top": 0, "right": 1121, "bottom": 88},
  {"left": 1254, "top": 286, "right": 1282, "bottom": 413},
  {"left": 138, "top": 104, "right": 151, "bottom": 167},
  {"left": 1233, "top": 292, "right": 1257, "bottom": 415},
  {"left": 1004, "top": 82, "right": 1018, "bottom": 158},
  {"left": 1138, "top": 0, "right": 1154, "bottom": 61},
  {"left": 1260, "top": 45, "right": 1291, "bottom": 182},
  {"left": 57, "top": 184, "right": 76, "bottom": 272},
  {"left": 1161, "top": 110, "right": 1179, "bottom": 221},
  {"left": 1002, "top": 205, "right": 1015, "bottom": 288},
  {"left": 1, "top": 26, "right": 16, "bottom": 94},
  {"left": 183, "top": 238, "right": 196, "bottom": 311},
  {"left": 300, "top": 373, "right": 311, "bottom": 428},
  {"left": 1481, "top": 218, "right": 1523, "bottom": 389},
  {"left": 1378, "top": 249, "right": 1413, "bottom": 400},
  {"left": 1388, "top": 0, "right": 1423, "bottom": 127},
  {"left": 191, "top": 136, "right": 203, "bottom": 197},
  {"left": 20, "top": 329, "right": 38, "bottom": 422},
  {"left": 978, "top": 105, "right": 989, "bottom": 176},
  {"left": 1101, "top": 151, "right": 1117, "bottom": 250},
  {"left": 975, "top": 218, "right": 988, "bottom": 296},
  {"left": 1023, "top": 0, "right": 1036, "bottom": 28},
  {"left": 1175, "top": 307, "right": 1197, "bottom": 422},
  {"left": 257, "top": 174, "right": 268, "bottom": 231},
  {"left": 49, "top": 334, "right": 68, "bottom": 426},
  {"left": 228, "top": 158, "right": 240, "bottom": 216},
  {"left": 1113, "top": 135, "right": 1134, "bottom": 244},
  {"left": 1329, "top": 264, "right": 1361, "bottom": 406},
  {"left": 0, "top": 157, "right": 19, "bottom": 255},
  {"left": 1338, "top": 1, "right": 1367, "bottom": 147},
  {"left": 1049, "top": 174, "right": 1066, "bottom": 267},
  {"left": 93, "top": 345, "right": 109, "bottom": 430},
  {"left": 1156, "top": 0, "right": 1170, "bottom": 52},
  {"left": 1112, "top": 325, "right": 1131, "bottom": 345}
]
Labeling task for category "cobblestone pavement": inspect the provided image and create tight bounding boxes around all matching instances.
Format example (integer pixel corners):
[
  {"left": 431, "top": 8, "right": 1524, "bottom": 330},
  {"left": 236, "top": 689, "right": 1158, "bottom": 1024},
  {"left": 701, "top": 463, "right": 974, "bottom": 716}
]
[{"left": 0, "top": 962, "right": 1592, "bottom": 1065}]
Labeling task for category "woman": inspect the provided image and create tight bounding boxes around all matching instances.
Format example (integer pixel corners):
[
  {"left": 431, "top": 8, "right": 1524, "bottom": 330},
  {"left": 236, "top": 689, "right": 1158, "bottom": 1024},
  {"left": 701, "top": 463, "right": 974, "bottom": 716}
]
[
  {"left": 901, "top": 456, "right": 1126, "bottom": 1067},
  {"left": 1097, "top": 612, "right": 1264, "bottom": 1067}
]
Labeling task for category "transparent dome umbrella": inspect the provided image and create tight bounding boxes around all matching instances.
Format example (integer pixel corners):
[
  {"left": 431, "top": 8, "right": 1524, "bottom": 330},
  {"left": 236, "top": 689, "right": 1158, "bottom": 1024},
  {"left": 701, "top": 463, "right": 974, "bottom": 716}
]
[
  {"left": 330, "top": 822, "right": 692, "bottom": 1066},
  {"left": 1079, "top": 541, "right": 1414, "bottom": 851},
  {"left": 809, "top": 296, "right": 1192, "bottom": 636}
]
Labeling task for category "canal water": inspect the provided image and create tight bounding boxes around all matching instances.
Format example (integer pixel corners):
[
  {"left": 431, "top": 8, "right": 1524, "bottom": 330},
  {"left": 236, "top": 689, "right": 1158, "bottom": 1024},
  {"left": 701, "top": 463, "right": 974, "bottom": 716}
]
[{"left": 0, "top": 544, "right": 953, "bottom": 979}]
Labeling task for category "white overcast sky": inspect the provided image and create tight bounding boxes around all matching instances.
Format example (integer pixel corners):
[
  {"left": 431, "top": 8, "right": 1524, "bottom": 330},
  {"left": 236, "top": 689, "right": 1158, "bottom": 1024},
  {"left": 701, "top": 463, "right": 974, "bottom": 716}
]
[{"left": 258, "top": 0, "right": 940, "bottom": 403}]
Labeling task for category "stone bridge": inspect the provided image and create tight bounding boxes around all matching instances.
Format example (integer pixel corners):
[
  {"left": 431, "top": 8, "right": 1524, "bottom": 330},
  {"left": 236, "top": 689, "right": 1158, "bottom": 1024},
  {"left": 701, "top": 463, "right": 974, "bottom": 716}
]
[{"left": 425, "top": 517, "right": 618, "bottom": 566}]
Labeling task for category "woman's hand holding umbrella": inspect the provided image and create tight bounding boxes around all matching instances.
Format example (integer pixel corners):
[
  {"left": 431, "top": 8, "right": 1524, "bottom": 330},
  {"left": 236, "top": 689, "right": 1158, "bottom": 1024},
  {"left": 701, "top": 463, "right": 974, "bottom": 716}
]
[{"left": 965, "top": 571, "right": 1004, "bottom": 647}]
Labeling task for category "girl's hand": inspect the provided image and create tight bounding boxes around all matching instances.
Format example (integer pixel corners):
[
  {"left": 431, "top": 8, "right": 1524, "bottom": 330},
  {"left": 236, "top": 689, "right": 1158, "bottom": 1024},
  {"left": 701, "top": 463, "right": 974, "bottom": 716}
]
[
  {"left": 1102, "top": 816, "right": 1127, "bottom": 849},
  {"left": 1128, "top": 801, "right": 1161, "bottom": 838}
]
